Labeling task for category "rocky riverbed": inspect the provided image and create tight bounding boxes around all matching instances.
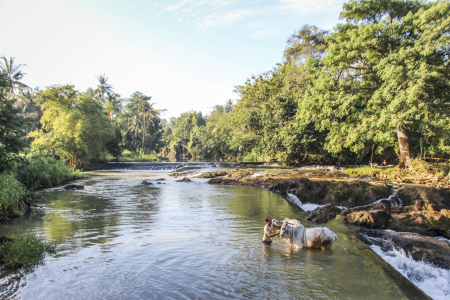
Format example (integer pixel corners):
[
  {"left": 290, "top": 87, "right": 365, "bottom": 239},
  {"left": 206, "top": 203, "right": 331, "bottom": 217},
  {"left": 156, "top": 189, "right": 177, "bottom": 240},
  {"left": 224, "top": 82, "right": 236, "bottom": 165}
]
[{"left": 202, "top": 168, "right": 450, "bottom": 270}]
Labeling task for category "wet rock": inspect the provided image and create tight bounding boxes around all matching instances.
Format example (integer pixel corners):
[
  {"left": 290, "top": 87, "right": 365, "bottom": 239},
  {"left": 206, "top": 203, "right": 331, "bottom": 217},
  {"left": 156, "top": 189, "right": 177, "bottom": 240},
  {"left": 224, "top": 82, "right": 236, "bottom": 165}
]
[
  {"left": 388, "top": 209, "right": 450, "bottom": 238},
  {"left": 398, "top": 187, "right": 450, "bottom": 210},
  {"left": 157, "top": 182, "right": 162, "bottom": 184},
  {"left": 341, "top": 200, "right": 391, "bottom": 216},
  {"left": 306, "top": 204, "right": 341, "bottom": 223},
  {"left": 155, "top": 178, "right": 165, "bottom": 181},
  {"left": 176, "top": 177, "right": 191, "bottom": 182},
  {"left": 344, "top": 210, "right": 392, "bottom": 229},
  {"left": 359, "top": 228, "right": 450, "bottom": 270},
  {"left": 64, "top": 184, "right": 84, "bottom": 190},
  {"left": 208, "top": 175, "right": 391, "bottom": 208},
  {"left": 141, "top": 181, "right": 153, "bottom": 185},
  {"left": 198, "top": 170, "right": 229, "bottom": 178},
  {"left": 414, "top": 199, "right": 436, "bottom": 211}
]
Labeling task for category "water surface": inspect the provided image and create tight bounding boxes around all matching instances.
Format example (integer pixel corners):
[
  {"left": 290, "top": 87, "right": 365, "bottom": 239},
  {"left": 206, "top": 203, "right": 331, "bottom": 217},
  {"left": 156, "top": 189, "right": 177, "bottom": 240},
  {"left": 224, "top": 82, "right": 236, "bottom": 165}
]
[{"left": 0, "top": 171, "right": 429, "bottom": 299}]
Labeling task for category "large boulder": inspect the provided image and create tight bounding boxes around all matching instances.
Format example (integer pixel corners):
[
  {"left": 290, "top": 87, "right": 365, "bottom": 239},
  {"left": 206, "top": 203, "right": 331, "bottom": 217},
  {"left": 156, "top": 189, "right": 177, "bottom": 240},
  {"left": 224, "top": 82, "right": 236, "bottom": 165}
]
[
  {"left": 344, "top": 210, "right": 392, "bottom": 229},
  {"left": 305, "top": 204, "right": 341, "bottom": 223},
  {"left": 398, "top": 187, "right": 450, "bottom": 210},
  {"left": 267, "top": 179, "right": 391, "bottom": 208},
  {"left": 388, "top": 207, "right": 450, "bottom": 238}
]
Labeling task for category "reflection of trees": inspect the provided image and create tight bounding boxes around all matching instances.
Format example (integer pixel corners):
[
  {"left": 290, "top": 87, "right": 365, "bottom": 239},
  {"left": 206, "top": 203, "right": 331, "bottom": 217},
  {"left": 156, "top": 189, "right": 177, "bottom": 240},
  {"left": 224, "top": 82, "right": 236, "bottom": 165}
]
[
  {"left": 42, "top": 178, "right": 161, "bottom": 249},
  {"left": 226, "top": 186, "right": 303, "bottom": 221}
]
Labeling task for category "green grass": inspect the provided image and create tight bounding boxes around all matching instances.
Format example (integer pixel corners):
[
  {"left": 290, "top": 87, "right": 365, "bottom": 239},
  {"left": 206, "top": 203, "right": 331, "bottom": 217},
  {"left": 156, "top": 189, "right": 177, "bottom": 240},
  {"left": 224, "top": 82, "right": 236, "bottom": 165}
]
[
  {"left": 118, "top": 150, "right": 168, "bottom": 162},
  {"left": 0, "top": 173, "right": 28, "bottom": 220},
  {"left": 344, "top": 167, "right": 396, "bottom": 176},
  {"left": 0, "top": 231, "right": 55, "bottom": 269}
]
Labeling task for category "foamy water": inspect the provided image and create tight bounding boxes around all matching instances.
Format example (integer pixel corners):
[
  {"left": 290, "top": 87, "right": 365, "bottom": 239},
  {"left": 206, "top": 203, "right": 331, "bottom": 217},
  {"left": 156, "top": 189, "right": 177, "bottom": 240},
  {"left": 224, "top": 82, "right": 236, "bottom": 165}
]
[
  {"left": 286, "top": 193, "right": 346, "bottom": 211},
  {"left": 370, "top": 245, "right": 450, "bottom": 300}
]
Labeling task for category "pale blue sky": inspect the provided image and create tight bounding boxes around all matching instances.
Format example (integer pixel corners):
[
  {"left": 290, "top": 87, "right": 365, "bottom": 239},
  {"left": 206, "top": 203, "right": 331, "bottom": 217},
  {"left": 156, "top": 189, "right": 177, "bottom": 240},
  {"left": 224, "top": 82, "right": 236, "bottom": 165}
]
[{"left": 0, "top": 0, "right": 346, "bottom": 119}]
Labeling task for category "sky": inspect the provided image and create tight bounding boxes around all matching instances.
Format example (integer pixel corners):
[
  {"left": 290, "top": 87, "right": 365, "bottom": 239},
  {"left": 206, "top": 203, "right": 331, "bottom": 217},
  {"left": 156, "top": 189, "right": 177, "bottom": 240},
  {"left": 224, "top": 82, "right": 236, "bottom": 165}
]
[{"left": 0, "top": 0, "right": 347, "bottom": 119}]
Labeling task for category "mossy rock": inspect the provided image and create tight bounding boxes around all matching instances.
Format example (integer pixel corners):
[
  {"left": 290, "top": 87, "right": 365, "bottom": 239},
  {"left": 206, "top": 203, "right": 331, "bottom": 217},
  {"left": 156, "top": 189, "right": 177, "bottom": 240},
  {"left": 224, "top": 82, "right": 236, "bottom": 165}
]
[
  {"left": 176, "top": 177, "right": 191, "bottom": 182},
  {"left": 344, "top": 210, "right": 392, "bottom": 228},
  {"left": 198, "top": 172, "right": 216, "bottom": 178}
]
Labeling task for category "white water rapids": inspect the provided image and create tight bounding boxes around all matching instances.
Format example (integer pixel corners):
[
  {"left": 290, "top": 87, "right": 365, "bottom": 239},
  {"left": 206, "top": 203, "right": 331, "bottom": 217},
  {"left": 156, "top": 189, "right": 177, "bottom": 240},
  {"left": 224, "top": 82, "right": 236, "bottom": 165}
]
[{"left": 369, "top": 241, "right": 450, "bottom": 300}]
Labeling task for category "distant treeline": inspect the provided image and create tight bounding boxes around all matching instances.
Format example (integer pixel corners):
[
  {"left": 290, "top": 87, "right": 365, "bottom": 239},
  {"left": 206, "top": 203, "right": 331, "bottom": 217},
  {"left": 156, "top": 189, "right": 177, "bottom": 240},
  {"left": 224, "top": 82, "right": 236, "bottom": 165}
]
[{"left": 1, "top": 0, "right": 450, "bottom": 168}]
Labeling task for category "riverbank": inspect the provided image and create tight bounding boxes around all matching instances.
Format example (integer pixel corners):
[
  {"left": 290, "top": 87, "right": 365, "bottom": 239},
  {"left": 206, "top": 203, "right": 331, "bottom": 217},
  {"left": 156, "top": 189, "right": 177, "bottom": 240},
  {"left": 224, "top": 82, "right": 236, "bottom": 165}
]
[{"left": 344, "top": 159, "right": 450, "bottom": 189}]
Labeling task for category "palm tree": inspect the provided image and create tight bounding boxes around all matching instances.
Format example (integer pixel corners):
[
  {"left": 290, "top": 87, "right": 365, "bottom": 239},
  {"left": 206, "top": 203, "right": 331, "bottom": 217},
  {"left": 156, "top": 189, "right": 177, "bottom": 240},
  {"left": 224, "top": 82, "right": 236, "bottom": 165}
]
[
  {"left": 225, "top": 99, "right": 234, "bottom": 113},
  {"left": 95, "top": 74, "right": 114, "bottom": 103},
  {"left": 0, "top": 56, "right": 29, "bottom": 93},
  {"left": 138, "top": 100, "right": 159, "bottom": 151},
  {"left": 105, "top": 92, "right": 122, "bottom": 120}
]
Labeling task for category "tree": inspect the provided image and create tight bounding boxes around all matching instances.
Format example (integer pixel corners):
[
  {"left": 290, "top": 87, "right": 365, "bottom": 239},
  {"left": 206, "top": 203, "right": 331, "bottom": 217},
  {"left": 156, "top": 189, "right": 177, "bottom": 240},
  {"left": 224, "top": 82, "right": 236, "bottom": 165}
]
[
  {"left": 298, "top": 0, "right": 450, "bottom": 167},
  {"left": 126, "top": 91, "right": 161, "bottom": 151},
  {"left": 104, "top": 92, "right": 122, "bottom": 120},
  {"left": 95, "top": 74, "right": 114, "bottom": 103},
  {"left": 284, "top": 25, "right": 328, "bottom": 64},
  {"left": 0, "top": 56, "right": 29, "bottom": 93},
  {"left": 30, "top": 85, "right": 114, "bottom": 167},
  {"left": 0, "top": 72, "right": 25, "bottom": 153}
]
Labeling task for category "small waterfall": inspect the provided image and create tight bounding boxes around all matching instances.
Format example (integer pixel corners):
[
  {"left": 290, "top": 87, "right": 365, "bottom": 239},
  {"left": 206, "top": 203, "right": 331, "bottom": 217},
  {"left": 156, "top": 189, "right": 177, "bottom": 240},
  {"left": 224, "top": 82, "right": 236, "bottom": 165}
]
[
  {"left": 375, "top": 189, "right": 402, "bottom": 206},
  {"left": 286, "top": 193, "right": 321, "bottom": 211},
  {"left": 96, "top": 162, "right": 212, "bottom": 171},
  {"left": 363, "top": 235, "right": 450, "bottom": 300}
]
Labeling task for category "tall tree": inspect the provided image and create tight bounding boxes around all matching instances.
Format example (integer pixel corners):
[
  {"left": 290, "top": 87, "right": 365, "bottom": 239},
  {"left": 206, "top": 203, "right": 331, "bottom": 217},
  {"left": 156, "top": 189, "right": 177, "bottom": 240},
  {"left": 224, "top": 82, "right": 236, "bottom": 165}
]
[
  {"left": 0, "top": 72, "right": 25, "bottom": 153},
  {"left": 126, "top": 92, "right": 160, "bottom": 151},
  {"left": 105, "top": 92, "right": 122, "bottom": 120},
  {"left": 284, "top": 25, "right": 328, "bottom": 64},
  {"left": 95, "top": 74, "right": 114, "bottom": 103},
  {"left": 0, "top": 56, "right": 29, "bottom": 93},
  {"left": 298, "top": 0, "right": 450, "bottom": 167}
]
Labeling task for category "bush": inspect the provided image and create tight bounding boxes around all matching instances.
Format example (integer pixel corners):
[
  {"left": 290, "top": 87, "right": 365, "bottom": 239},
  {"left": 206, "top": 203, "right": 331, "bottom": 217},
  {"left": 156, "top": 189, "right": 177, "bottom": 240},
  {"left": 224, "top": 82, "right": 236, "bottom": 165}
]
[
  {"left": 0, "top": 173, "right": 27, "bottom": 220},
  {"left": 0, "top": 231, "right": 55, "bottom": 269},
  {"left": 13, "top": 157, "right": 74, "bottom": 189}
]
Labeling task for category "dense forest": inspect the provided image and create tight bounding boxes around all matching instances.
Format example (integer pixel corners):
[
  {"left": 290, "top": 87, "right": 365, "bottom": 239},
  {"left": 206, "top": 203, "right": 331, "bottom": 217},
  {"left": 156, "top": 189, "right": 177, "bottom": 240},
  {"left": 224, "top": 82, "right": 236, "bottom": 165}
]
[{"left": 1, "top": 0, "right": 450, "bottom": 168}]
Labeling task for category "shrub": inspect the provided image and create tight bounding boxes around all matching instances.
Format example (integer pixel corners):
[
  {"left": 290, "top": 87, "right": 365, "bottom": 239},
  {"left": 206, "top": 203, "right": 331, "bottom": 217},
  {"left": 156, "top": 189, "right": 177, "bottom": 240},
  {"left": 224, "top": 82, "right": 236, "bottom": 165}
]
[
  {"left": 0, "top": 231, "right": 55, "bottom": 269},
  {"left": 13, "top": 157, "right": 74, "bottom": 189},
  {"left": 0, "top": 173, "right": 27, "bottom": 220}
]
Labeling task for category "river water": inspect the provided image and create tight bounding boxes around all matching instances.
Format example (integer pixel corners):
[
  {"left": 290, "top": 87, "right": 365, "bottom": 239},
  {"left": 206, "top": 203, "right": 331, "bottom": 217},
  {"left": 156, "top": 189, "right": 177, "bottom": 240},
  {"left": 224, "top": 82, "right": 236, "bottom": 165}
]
[{"left": 0, "top": 169, "right": 431, "bottom": 299}]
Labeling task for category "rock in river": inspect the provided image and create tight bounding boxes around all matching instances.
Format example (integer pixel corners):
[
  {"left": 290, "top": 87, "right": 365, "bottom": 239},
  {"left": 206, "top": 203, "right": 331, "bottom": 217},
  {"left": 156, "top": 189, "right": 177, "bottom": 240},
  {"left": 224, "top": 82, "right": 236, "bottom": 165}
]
[
  {"left": 64, "top": 184, "right": 84, "bottom": 190},
  {"left": 306, "top": 203, "right": 342, "bottom": 223}
]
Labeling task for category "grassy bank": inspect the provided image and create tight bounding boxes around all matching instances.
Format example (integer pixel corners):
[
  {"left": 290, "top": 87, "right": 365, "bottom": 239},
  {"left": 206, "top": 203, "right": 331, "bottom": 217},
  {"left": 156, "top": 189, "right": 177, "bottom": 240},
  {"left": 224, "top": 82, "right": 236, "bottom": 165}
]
[
  {"left": 1, "top": 156, "right": 87, "bottom": 220},
  {"left": 0, "top": 231, "right": 55, "bottom": 269},
  {"left": 107, "top": 150, "right": 169, "bottom": 162},
  {"left": 344, "top": 159, "right": 450, "bottom": 188}
]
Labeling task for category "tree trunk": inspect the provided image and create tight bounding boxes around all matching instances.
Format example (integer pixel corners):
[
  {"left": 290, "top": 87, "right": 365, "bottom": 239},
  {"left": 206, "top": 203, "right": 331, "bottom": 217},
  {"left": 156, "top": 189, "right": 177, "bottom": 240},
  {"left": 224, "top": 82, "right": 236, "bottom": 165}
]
[
  {"left": 142, "top": 116, "right": 145, "bottom": 151},
  {"left": 397, "top": 125, "right": 412, "bottom": 168},
  {"left": 370, "top": 144, "right": 375, "bottom": 168}
]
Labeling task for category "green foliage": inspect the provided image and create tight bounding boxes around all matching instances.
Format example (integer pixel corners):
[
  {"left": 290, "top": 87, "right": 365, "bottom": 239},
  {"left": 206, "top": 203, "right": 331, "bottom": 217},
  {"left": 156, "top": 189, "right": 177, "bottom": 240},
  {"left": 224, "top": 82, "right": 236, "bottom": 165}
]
[
  {"left": 29, "top": 85, "right": 115, "bottom": 167},
  {"left": 0, "top": 72, "right": 26, "bottom": 153},
  {"left": 105, "top": 126, "right": 122, "bottom": 160},
  {"left": 0, "top": 172, "right": 27, "bottom": 220},
  {"left": 119, "top": 149, "right": 164, "bottom": 162},
  {"left": 298, "top": 0, "right": 450, "bottom": 162},
  {"left": 0, "top": 231, "right": 55, "bottom": 269},
  {"left": 13, "top": 157, "right": 75, "bottom": 189}
]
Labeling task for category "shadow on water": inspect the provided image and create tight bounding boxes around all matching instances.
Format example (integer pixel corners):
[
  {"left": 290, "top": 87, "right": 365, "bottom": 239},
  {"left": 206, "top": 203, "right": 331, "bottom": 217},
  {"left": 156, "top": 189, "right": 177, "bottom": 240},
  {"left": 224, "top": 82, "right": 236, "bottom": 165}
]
[{"left": 0, "top": 172, "right": 431, "bottom": 300}]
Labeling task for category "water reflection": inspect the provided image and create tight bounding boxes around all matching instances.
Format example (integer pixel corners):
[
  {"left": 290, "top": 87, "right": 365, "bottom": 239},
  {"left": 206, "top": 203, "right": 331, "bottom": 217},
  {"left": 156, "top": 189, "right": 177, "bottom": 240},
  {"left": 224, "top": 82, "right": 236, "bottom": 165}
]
[{"left": 0, "top": 172, "right": 429, "bottom": 300}]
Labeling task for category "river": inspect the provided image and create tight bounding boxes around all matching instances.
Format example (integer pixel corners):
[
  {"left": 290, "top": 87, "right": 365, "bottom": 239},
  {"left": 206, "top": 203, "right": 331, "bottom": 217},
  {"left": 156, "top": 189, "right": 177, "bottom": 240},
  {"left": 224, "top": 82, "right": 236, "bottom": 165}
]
[{"left": 0, "top": 167, "right": 433, "bottom": 299}]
